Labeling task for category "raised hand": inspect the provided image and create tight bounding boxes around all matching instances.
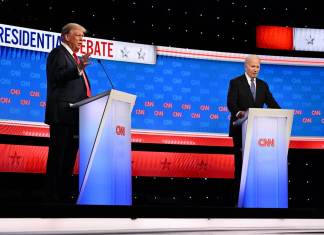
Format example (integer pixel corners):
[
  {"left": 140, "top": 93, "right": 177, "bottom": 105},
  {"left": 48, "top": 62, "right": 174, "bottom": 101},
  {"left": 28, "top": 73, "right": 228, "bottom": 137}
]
[{"left": 79, "top": 53, "right": 91, "bottom": 70}]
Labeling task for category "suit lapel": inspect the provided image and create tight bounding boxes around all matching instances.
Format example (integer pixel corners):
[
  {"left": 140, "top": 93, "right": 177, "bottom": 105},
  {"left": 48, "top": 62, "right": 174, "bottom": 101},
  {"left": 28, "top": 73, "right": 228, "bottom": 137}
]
[{"left": 60, "top": 46, "right": 78, "bottom": 67}]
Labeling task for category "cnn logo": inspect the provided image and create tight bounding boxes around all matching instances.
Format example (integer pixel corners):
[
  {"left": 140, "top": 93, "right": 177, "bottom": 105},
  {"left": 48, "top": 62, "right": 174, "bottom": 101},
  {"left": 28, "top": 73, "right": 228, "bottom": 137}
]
[
  {"left": 258, "top": 138, "right": 275, "bottom": 147},
  {"left": 116, "top": 125, "right": 126, "bottom": 136}
]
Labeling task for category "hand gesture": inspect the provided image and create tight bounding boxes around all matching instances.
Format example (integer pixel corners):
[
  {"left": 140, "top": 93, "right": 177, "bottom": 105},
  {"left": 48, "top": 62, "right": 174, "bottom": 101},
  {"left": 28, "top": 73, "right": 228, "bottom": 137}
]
[{"left": 79, "top": 53, "right": 91, "bottom": 70}]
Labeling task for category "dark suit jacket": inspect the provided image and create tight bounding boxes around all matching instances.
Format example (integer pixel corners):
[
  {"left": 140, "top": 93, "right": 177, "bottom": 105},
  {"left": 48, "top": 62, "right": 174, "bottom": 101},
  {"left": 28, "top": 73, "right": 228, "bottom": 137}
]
[
  {"left": 45, "top": 45, "right": 89, "bottom": 125},
  {"left": 227, "top": 74, "right": 280, "bottom": 138}
]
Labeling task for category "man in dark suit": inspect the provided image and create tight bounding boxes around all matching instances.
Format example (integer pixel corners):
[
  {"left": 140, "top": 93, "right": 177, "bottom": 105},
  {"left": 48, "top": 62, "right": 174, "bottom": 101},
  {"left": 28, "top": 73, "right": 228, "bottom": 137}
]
[
  {"left": 227, "top": 54, "right": 280, "bottom": 205},
  {"left": 45, "top": 23, "right": 91, "bottom": 203}
]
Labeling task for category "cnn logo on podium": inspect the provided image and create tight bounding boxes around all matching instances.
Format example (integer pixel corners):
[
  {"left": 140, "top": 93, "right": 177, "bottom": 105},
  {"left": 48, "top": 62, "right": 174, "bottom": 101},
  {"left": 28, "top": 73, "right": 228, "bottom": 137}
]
[
  {"left": 258, "top": 138, "right": 275, "bottom": 147},
  {"left": 116, "top": 125, "right": 126, "bottom": 136}
]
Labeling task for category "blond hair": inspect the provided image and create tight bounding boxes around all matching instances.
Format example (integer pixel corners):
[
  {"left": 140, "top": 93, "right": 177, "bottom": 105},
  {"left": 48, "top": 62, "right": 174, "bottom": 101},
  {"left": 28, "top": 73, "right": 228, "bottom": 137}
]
[{"left": 61, "top": 23, "right": 86, "bottom": 41}]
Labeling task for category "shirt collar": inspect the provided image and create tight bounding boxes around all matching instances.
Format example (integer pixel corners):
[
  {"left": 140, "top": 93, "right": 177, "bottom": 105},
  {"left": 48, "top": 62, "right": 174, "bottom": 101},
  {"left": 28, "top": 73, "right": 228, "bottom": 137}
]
[
  {"left": 245, "top": 72, "right": 255, "bottom": 83},
  {"left": 61, "top": 42, "right": 74, "bottom": 56}
]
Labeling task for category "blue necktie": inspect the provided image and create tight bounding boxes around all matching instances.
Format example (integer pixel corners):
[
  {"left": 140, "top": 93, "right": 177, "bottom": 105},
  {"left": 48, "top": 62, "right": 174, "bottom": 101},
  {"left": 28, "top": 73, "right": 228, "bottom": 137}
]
[{"left": 250, "top": 77, "right": 256, "bottom": 101}]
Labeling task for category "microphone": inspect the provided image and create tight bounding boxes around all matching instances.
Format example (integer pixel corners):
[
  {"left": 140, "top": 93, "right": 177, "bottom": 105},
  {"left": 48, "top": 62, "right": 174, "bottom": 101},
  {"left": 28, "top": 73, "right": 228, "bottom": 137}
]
[{"left": 97, "top": 59, "right": 115, "bottom": 90}]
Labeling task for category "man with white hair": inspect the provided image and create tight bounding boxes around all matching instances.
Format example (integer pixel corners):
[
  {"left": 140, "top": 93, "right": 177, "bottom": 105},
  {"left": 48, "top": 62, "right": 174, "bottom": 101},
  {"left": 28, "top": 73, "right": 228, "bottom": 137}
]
[{"left": 227, "top": 54, "right": 280, "bottom": 206}]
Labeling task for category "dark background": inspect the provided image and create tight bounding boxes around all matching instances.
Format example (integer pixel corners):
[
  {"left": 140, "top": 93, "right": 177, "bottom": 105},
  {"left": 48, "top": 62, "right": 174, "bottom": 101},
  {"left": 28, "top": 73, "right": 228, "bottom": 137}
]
[
  {"left": 1, "top": 0, "right": 324, "bottom": 57},
  {"left": 0, "top": 0, "right": 324, "bottom": 212}
]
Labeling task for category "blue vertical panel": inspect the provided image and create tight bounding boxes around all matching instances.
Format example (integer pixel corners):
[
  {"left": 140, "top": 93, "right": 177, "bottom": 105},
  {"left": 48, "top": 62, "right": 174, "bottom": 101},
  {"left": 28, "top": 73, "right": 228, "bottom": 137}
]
[{"left": 243, "top": 117, "right": 288, "bottom": 208}]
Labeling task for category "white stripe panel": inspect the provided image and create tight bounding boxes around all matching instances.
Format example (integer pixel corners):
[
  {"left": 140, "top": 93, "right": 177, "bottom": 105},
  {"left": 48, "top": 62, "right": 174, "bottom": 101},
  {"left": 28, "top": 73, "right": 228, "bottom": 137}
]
[
  {"left": 157, "top": 46, "right": 324, "bottom": 67},
  {"left": 294, "top": 27, "right": 324, "bottom": 52}
]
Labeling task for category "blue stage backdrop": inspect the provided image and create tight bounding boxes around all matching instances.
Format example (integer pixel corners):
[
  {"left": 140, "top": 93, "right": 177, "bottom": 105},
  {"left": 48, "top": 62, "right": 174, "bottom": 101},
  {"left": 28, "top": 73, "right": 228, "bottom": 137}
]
[{"left": 0, "top": 46, "right": 323, "bottom": 137}]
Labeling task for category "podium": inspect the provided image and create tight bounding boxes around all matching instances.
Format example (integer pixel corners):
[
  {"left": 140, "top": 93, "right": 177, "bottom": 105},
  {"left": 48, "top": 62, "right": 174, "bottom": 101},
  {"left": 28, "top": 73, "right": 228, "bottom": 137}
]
[
  {"left": 238, "top": 108, "right": 294, "bottom": 208},
  {"left": 70, "top": 89, "right": 136, "bottom": 205}
]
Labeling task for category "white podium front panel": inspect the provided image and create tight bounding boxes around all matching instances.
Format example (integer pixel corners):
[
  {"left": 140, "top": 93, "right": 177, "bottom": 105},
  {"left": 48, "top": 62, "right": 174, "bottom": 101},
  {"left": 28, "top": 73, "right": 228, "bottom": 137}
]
[
  {"left": 239, "top": 108, "right": 293, "bottom": 208},
  {"left": 78, "top": 96, "right": 107, "bottom": 200},
  {"left": 77, "top": 90, "right": 135, "bottom": 205}
]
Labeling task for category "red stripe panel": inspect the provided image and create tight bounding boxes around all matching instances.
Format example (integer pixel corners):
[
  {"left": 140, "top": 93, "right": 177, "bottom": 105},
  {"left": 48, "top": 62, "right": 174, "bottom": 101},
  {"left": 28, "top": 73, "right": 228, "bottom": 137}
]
[
  {"left": 290, "top": 138, "right": 324, "bottom": 149},
  {"left": 0, "top": 144, "right": 48, "bottom": 173},
  {"left": 0, "top": 145, "right": 234, "bottom": 178},
  {"left": 131, "top": 132, "right": 233, "bottom": 147},
  {"left": 256, "top": 25, "right": 293, "bottom": 50},
  {"left": 132, "top": 151, "right": 234, "bottom": 178},
  {"left": 0, "top": 122, "right": 49, "bottom": 137},
  {"left": 0, "top": 121, "right": 323, "bottom": 149}
]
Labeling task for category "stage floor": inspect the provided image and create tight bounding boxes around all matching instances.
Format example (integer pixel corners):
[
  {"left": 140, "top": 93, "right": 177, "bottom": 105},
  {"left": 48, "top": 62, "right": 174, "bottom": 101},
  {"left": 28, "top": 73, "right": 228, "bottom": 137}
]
[
  {"left": 1, "top": 204, "right": 324, "bottom": 234},
  {"left": 1, "top": 218, "right": 324, "bottom": 234}
]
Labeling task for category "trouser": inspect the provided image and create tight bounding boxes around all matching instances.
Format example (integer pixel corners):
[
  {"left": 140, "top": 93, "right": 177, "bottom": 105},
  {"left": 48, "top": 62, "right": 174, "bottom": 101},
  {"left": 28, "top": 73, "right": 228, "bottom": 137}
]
[
  {"left": 45, "top": 123, "right": 79, "bottom": 202},
  {"left": 232, "top": 131, "right": 243, "bottom": 205}
]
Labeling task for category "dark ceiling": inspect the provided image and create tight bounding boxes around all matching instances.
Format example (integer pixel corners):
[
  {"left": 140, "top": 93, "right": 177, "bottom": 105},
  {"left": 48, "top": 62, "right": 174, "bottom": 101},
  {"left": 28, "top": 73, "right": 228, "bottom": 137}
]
[{"left": 1, "top": 0, "right": 324, "bottom": 57}]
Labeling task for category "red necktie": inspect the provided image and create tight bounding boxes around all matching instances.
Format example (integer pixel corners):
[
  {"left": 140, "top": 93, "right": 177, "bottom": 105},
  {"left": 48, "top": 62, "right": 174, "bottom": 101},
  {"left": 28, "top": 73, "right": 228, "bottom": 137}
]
[{"left": 73, "top": 53, "right": 91, "bottom": 97}]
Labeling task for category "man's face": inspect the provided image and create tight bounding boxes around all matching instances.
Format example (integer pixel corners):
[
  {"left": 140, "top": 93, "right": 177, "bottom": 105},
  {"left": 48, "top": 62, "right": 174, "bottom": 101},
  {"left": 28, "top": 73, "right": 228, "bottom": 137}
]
[
  {"left": 64, "top": 28, "right": 84, "bottom": 52},
  {"left": 245, "top": 57, "right": 260, "bottom": 78}
]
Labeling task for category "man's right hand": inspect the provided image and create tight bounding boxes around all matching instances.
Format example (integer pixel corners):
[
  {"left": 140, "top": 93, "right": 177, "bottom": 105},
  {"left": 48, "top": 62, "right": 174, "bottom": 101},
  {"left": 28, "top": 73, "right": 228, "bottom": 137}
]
[{"left": 236, "top": 111, "right": 246, "bottom": 119}]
